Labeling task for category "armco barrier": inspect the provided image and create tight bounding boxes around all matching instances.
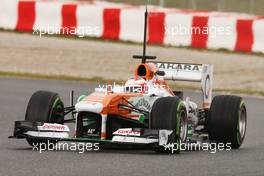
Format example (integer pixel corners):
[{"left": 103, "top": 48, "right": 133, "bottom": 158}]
[{"left": 0, "top": 0, "right": 263, "bottom": 53}]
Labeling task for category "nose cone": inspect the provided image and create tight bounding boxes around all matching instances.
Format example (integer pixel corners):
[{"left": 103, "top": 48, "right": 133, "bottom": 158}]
[{"left": 75, "top": 101, "right": 103, "bottom": 114}]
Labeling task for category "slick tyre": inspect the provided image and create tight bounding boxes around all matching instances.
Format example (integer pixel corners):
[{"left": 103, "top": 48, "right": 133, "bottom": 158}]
[
  {"left": 25, "top": 91, "right": 64, "bottom": 147},
  {"left": 150, "top": 97, "right": 187, "bottom": 154},
  {"left": 208, "top": 95, "right": 247, "bottom": 149}
]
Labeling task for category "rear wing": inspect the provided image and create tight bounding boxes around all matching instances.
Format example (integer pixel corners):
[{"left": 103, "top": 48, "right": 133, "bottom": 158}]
[{"left": 152, "top": 62, "right": 213, "bottom": 109}]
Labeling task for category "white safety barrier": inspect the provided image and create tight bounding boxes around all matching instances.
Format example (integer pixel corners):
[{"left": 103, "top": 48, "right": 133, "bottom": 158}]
[{"left": 0, "top": 0, "right": 263, "bottom": 53}]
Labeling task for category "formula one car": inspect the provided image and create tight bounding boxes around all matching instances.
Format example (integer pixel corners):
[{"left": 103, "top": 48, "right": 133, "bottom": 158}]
[{"left": 9, "top": 8, "right": 247, "bottom": 154}]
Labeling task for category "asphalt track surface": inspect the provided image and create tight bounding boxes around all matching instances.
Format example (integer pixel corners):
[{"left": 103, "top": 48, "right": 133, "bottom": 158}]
[{"left": 0, "top": 77, "right": 264, "bottom": 176}]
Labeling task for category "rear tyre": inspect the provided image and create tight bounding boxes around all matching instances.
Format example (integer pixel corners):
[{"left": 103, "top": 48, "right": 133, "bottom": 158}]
[
  {"left": 25, "top": 91, "right": 64, "bottom": 147},
  {"left": 208, "top": 95, "right": 247, "bottom": 149},
  {"left": 150, "top": 97, "right": 187, "bottom": 154}
]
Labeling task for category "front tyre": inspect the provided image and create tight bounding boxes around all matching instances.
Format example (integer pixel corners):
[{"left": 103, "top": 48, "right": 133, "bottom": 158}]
[
  {"left": 208, "top": 95, "right": 247, "bottom": 149},
  {"left": 25, "top": 90, "right": 64, "bottom": 147},
  {"left": 150, "top": 97, "right": 187, "bottom": 154}
]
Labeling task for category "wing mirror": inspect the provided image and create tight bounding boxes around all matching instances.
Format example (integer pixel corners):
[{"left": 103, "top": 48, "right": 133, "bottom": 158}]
[{"left": 156, "top": 70, "right": 165, "bottom": 76}]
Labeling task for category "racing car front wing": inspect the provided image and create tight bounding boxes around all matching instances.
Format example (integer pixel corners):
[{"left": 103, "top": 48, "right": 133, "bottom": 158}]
[{"left": 9, "top": 121, "right": 176, "bottom": 148}]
